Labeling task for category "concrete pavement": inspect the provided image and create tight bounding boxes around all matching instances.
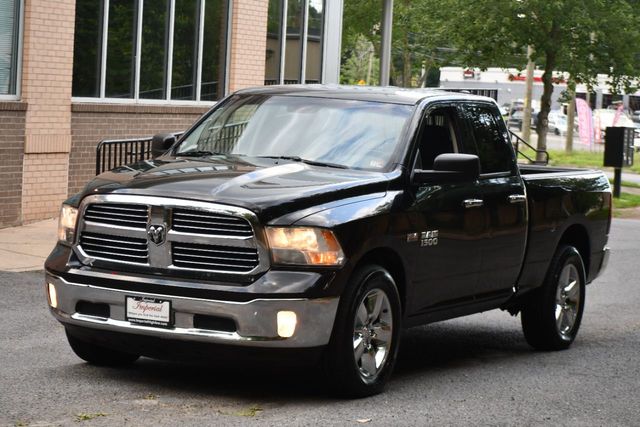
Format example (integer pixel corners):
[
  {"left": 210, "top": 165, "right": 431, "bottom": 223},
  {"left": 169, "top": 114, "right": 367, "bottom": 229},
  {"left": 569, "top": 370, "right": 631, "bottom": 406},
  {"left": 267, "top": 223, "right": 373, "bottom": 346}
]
[{"left": 0, "top": 218, "right": 57, "bottom": 272}]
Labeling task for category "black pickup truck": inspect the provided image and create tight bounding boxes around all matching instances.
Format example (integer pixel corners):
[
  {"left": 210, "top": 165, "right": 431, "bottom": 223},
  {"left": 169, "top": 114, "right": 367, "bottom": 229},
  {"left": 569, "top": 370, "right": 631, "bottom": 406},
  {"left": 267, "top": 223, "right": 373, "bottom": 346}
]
[{"left": 46, "top": 86, "right": 611, "bottom": 397}]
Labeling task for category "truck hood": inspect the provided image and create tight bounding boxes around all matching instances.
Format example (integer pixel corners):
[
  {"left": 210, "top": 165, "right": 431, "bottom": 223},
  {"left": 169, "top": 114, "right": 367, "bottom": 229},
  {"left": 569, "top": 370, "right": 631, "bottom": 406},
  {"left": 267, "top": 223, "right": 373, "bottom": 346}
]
[{"left": 81, "top": 156, "right": 395, "bottom": 222}]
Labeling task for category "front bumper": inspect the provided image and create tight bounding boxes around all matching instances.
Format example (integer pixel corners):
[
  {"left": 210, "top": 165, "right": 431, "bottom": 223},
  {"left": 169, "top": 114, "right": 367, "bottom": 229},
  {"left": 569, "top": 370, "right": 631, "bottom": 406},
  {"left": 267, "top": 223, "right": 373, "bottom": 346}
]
[{"left": 47, "top": 273, "right": 339, "bottom": 348}]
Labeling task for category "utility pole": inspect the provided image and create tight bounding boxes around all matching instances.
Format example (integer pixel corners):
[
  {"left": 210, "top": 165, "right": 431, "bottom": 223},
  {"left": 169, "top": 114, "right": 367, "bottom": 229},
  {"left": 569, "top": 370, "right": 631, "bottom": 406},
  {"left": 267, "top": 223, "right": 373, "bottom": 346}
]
[
  {"left": 565, "top": 81, "right": 576, "bottom": 153},
  {"left": 379, "top": 0, "right": 393, "bottom": 86},
  {"left": 522, "top": 45, "right": 535, "bottom": 143}
]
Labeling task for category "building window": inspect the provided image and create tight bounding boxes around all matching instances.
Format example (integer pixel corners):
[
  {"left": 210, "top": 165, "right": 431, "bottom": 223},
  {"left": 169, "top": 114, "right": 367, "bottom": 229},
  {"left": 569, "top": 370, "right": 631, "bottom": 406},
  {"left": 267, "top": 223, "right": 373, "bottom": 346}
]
[
  {"left": 72, "top": 0, "right": 228, "bottom": 102},
  {"left": 265, "top": 0, "right": 325, "bottom": 85},
  {"left": 0, "top": 0, "right": 21, "bottom": 97}
]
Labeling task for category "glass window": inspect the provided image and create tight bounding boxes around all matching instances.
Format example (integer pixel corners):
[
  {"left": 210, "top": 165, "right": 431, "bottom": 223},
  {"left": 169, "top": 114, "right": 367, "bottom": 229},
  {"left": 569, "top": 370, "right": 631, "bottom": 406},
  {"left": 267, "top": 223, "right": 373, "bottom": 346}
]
[
  {"left": 265, "top": 0, "right": 325, "bottom": 85},
  {"left": 200, "top": 0, "right": 227, "bottom": 101},
  {"left": 72, "top": 0, "right": 228, "bottom": 102},
  {"left": 105, "top": 0, "right": 136, "bottom": 98},
  {"left": 0, "top": 0, "right": 21, "bottom": 96},
  {"left": 171, "top": 0, "right": 198, "bottom": 100},
  {"left": 72, "top": 0, "right": 103, "bottom": 97},
  {"left": 139, "top": 0, "right": 169, "bottom": 99},
  {"left": 176, "top": 95, "right": 412, "bottom": 171},
  {"left": 463, "top": 105, "right": 514, "bottom": 174},
  {"left": 264, "top": 0, "right": 282, "bottom": 85},
  {"left": 305, "top": 0, "right": 323, "bottom": 83},
  {"left": 284, "top": 0, "right": 303, "bottom": 84}
]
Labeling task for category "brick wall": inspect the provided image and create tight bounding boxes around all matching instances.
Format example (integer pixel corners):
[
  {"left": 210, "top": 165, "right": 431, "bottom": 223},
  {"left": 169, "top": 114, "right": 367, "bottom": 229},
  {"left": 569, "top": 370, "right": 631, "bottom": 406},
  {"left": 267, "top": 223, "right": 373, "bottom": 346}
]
[
  {"left": 228, "top": 0, "right": 268, "bottom": 92},
  {"left": 21, "top": 153, "right": 69, "bottom": 223},
  {"left": 68, "top": 104, "right": 210, "bottom": 195},
  {"left": 20, "top": 0, "right": 75, "bottom": 222},
  {"left": 0, "top": 104, "right": 27, "bottom": 228}
]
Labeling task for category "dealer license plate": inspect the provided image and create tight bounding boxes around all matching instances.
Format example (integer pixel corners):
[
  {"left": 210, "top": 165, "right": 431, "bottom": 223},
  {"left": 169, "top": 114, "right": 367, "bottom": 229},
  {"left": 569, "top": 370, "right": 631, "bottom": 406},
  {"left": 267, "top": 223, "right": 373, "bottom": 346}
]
[{"left": 125, "top": 297, "right": 172, "bottom": 327}]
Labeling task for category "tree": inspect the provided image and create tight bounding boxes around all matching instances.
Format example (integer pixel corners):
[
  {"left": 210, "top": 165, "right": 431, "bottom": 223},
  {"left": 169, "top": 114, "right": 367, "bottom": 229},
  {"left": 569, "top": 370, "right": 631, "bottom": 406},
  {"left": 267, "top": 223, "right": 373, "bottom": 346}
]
[
  {"left": 340, "top": 0, "right": 453, "bottom": 87},
  {"left": 442, "top": 0, "right": 640, "bottom": 160}
]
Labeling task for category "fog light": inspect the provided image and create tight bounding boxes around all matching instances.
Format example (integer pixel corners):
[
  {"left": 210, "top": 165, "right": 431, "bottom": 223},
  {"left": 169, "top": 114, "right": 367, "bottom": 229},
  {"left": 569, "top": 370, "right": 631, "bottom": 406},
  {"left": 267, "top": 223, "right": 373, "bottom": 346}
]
[
  {"left": 47, "top": 282, "right": 58, "bottom": 308},
  {"left": 277, "top": 311, "right": 297, "bottom": 338}
]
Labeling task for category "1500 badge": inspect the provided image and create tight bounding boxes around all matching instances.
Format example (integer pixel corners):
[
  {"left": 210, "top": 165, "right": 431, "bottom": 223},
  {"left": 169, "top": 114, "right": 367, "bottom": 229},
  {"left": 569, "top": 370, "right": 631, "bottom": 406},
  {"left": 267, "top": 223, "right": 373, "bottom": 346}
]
[
  {"left": 421, "top": 230, "right": 439, "bottom": 246},
  {"left": 407, "top": 230, "right": 439, "bottom": 246}
]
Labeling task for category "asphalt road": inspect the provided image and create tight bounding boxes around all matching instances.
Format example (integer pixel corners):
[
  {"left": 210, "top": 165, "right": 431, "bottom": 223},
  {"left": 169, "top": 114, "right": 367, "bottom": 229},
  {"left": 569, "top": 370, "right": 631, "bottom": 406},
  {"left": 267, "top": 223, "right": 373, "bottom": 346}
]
[{"left": 1, "top": 220, "right": 639, "bottom": 426}]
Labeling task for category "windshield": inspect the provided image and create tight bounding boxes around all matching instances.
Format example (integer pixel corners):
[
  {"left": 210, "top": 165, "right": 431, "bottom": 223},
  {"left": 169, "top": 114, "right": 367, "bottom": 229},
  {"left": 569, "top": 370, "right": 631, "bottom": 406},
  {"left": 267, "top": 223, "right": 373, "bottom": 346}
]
[{"left": 175, "top": 94, "right": 413, "bottom": 170}]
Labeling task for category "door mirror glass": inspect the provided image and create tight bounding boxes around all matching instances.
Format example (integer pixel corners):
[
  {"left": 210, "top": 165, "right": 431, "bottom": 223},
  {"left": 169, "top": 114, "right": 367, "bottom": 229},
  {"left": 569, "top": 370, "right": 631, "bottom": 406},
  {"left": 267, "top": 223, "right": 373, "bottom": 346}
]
[{"left": 151, "top": 133, "right": 177, "bottom": 158}]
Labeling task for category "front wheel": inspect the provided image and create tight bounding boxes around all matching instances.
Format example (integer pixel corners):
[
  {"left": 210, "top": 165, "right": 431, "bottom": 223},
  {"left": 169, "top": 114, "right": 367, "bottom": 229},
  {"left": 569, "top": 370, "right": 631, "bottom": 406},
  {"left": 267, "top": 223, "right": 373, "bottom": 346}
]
[
  {"left": 325, "top": 265, "right": 402, "bottom": 398},
  {"left": 521, "top": 245, "right": 586, "bottom": 350}
]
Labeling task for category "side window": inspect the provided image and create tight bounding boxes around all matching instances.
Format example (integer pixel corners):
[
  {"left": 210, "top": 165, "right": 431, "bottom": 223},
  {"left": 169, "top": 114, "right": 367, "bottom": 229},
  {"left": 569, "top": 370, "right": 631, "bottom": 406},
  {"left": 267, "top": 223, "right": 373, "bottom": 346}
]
[
  {"left": 463, "top": 105, "right": 514, "bottom": 174},
  {"left": 415, "top": 107, "right": 458, "bottom": 170}
]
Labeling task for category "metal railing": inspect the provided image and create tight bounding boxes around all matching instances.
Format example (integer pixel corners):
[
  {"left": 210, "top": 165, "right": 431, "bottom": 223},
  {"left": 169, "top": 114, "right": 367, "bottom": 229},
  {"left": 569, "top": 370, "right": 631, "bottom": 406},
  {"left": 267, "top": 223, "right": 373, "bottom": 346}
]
[
  {"left": 510, "top": 131, "right": 549, "bottom": 165},
  {"left": 444, "top": 88, "right": 499, "bottom": 101},
  {"left": 96, "top": 132, "right": 183, "bottom": 175}
]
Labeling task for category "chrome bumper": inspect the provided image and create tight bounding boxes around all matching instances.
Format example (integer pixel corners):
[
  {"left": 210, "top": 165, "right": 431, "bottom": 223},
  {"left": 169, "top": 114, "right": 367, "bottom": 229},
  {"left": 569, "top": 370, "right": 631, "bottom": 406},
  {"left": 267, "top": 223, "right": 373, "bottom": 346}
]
[{"left": 47, "top": 274, "right": 339, "bottom": 348}]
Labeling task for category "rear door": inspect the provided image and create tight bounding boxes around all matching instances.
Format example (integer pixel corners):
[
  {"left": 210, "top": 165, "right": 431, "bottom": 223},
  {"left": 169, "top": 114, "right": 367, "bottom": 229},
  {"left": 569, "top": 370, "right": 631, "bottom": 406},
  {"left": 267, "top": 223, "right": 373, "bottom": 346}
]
[{"left": 459, "top": 103, "right": 528, "bottom": 295}]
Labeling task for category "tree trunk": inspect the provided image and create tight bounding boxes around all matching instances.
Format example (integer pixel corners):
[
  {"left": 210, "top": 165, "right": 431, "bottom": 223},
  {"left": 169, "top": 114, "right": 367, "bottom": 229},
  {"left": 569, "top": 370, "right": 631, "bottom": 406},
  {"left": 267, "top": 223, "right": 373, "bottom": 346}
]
[{"left": 535, "top": 50, "right": 557, "bottom": 162}]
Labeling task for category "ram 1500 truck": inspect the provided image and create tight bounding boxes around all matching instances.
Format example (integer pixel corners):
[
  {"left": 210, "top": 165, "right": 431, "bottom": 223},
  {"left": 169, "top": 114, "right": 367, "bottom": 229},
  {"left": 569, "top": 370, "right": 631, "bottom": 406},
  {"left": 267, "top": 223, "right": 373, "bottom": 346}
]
[{"left": 46, "top": 86, "right": 611, "bottom": 397}]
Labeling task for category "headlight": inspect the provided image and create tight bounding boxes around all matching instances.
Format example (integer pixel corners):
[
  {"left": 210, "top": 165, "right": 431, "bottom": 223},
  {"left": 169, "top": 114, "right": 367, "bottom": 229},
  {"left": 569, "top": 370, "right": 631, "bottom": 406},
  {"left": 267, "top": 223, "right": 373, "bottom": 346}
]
[
  {"left": 265, "top": 227, "right": 345, "bottom": 266},
  {"left": 58, "top": 204, "right": 78, "bottom": 245}
]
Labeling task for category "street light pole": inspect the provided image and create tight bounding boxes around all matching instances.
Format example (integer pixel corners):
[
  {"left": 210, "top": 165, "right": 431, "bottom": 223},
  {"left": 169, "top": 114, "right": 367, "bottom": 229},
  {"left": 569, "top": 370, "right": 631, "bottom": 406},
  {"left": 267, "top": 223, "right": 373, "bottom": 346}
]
[{"left": 380, "top": 0, "right": 393, "bottom": 86}]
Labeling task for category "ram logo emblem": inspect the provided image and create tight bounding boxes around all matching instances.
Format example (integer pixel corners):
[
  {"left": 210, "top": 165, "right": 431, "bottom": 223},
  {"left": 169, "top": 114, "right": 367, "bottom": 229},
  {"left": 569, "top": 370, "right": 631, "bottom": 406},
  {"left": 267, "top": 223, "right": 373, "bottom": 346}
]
[{"left": 147, "top": 224, "right": 166, "bottom": 245}]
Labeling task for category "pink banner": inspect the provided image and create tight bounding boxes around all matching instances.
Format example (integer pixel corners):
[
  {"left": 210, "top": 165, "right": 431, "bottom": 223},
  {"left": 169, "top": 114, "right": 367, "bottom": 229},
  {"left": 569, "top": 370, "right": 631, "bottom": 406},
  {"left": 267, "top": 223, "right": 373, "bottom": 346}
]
[
  {"left": 612, "top": 102, "right": 624, "bottom": 126},
  {"left": 576, "top": 98, "right": 593, "bottom": 146}
]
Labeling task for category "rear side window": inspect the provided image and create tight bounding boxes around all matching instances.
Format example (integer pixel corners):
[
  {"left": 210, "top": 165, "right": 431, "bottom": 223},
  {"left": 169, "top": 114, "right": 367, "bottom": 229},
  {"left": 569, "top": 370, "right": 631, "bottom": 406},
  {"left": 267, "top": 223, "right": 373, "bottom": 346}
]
[{"left": 462, "top": 105, "right": 514, "bottom": 174}]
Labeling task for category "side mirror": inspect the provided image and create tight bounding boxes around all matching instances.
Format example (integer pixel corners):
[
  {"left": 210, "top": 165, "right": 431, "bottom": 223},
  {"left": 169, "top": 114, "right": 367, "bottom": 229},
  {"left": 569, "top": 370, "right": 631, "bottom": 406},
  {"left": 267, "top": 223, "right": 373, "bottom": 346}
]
[
  {"left": 151, "top": 133, "right": 177, "bottom": 158},
  {"left": 412, "top": 153, "right": 480, "bottom": 184}
]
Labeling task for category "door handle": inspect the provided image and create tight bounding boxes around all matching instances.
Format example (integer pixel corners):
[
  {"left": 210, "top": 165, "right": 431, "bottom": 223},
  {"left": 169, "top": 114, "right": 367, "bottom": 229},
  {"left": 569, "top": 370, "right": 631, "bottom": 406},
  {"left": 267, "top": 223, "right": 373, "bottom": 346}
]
[
  {"left": 463, "top": 199, "right": 484, "bottom": 208},
  {"left": 508, "top": 194, "right": 527, "bottom": 204}
]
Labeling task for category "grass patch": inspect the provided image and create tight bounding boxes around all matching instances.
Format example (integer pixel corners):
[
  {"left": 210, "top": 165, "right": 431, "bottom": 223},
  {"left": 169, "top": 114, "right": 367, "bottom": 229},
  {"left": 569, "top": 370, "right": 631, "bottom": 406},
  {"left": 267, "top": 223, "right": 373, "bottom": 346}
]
[
  {"left": 74, "top": 413, "right": 107, "bottom": 422},
  {"left": 546, "top": 149, "right": 640, "bottom": 174},
  {"left": 613, "top": 192, "right": 640, "bottom": 209},
  {"left": 233, "top": 405, "right": 263, "bottom": 417}
]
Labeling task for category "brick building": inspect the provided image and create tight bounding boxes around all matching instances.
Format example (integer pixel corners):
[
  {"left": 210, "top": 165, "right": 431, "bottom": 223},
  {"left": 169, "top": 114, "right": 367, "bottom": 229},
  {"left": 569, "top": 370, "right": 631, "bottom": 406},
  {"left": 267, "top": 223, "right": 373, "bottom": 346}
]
[{"left": 0, "top": 0, "right": 343, "bottom": 228}]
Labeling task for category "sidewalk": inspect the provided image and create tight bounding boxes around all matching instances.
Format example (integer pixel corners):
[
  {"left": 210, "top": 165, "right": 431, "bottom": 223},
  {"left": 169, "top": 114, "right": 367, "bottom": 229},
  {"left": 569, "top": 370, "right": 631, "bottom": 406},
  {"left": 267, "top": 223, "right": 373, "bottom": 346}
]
[{"left": 0, "top": 218, "right": 57, "bottom": 272}]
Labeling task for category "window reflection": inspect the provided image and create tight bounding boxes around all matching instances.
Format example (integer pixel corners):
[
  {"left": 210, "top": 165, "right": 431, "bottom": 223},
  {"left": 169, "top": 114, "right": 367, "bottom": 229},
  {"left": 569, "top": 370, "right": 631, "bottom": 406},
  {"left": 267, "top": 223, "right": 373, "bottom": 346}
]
[
  {"left": 106, "top": 0, "right": 136, "bottom": 98},
  {"left": 284, "top": 0, "right": 303, "bottom": 84},
  {"left": 171, "top": 0, "right": 198, "bottom": 100},
  {"left": 177, "top": 95, "right": 412, "bottom": 171},
  {"left": 305, "top": 0, "right": 323, "bottom": 83},
  {"left": 140, "top": 0, "right": 169, "bottom": 99},
  {"left": 200, "top": 0, "right": 227, "bottom": 101},
  {"left": 72, "top": 0, "right": 103, "bottom": 97},
  {"left": 264, "top": 0, "right": 282, "bottom": 85}
]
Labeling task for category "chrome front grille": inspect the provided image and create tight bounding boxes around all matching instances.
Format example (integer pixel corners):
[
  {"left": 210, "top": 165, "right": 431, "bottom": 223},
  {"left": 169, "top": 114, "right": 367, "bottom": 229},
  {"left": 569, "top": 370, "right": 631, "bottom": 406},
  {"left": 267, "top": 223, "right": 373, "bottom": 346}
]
[
  {"left": 172, "top": 243, "right": 259, "bottom": 272},
  {"left": 84, "top": 203, "right": 148, "bottom": 228},
  {"left": 75, "top": 195, "right": 268, "bottom": 276},
  {"left": 172, "top": 209, "right": 253, "bottom": 237},
  {"left": 80, "top": 232, "right": 149, "bottom": 264}
]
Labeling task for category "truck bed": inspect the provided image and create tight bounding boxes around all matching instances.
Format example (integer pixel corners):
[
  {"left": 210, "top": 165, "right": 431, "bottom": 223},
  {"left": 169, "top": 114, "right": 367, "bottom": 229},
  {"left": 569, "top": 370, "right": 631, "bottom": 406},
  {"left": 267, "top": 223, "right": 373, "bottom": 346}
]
[{"left": 516, "top": 163, "right": 611, "bottom": 293}]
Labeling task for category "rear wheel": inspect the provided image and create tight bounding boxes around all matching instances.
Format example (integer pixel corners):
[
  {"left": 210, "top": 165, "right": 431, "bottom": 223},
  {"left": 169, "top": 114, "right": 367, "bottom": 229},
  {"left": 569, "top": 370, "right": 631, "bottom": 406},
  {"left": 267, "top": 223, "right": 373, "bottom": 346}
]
[
  {"left": 325, "top": 264, "right": 401, "bottom": 398},
  {"left": 521, "top": 245, "right": 586, "bottom": 350},
  {"left": 66, "top": 329, "right": 140, "bottom": 366}
]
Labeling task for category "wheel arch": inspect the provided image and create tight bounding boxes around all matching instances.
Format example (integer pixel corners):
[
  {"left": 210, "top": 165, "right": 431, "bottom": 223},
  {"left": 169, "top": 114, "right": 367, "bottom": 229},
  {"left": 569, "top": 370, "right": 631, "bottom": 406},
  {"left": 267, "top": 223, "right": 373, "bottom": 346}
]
[
  {"left": 352, "top": 247, "right": 407, "bottom": 314},
  {"left": 558, "top": 223, "right": 591, "bottom": 278}
]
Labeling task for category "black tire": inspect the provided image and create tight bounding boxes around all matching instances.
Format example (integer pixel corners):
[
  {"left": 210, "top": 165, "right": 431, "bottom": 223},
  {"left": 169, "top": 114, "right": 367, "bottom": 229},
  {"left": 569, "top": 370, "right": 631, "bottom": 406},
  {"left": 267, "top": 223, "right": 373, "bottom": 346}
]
[
  {"left": 66, "top": 329, "right": 140, "bottom": 366},
  {"left": 521, "top": 245, "right": 586, "bottom": 351},
  {"left": 325, "top": 264, "right": 402, "bottom": 398}
]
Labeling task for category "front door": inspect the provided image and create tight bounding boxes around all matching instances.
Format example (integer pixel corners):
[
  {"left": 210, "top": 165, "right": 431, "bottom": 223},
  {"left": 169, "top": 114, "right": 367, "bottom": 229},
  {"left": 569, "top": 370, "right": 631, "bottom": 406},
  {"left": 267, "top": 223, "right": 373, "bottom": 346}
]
[{"left": 406, "top": 105, "right": 487, "bottom": 316}]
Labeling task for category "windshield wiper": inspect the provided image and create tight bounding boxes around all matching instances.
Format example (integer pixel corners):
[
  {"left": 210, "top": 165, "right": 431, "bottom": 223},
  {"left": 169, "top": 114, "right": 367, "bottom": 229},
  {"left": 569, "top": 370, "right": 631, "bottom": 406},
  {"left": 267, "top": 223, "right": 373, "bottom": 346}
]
[
  {"left": 176, "top": 150, "right": 225, "bottom": 157},
  {"left": 257, "top": 155, "right": 348, "bottom": 169}
]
